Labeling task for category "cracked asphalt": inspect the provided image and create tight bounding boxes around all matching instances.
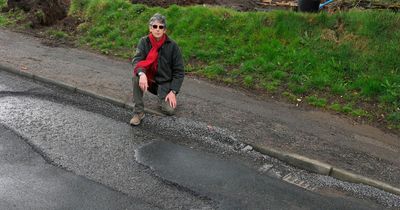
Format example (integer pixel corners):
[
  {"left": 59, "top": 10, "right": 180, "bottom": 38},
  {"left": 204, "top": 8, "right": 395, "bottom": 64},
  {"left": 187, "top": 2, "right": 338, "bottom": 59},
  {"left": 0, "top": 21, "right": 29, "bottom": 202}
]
[
  {"left": 0, "top": 123, "right": 156, "bottom": 210},
  {"left": 1, "top": 65, "right": 399, "bottom": 209},
  {"left": 0, "top": 29, "right": 399, "bottom": 191},
  {"left": 0, "top": 71, "right": 212, "bottom": 209}
]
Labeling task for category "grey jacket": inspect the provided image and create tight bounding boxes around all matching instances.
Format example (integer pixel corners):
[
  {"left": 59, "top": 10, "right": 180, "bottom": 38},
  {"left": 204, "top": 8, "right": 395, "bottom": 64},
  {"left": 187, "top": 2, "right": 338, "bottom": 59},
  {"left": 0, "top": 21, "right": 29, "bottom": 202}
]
[{"left": 131, "top": 35, "right": 185, "bottom": 96}]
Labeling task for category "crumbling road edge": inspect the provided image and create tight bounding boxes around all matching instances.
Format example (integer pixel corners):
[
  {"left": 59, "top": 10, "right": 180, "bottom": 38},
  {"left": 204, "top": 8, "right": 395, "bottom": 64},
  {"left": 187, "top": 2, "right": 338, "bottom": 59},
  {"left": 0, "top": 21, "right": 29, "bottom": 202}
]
[{"left": 1, "top": 63, "right": 399, "bottom": 196}]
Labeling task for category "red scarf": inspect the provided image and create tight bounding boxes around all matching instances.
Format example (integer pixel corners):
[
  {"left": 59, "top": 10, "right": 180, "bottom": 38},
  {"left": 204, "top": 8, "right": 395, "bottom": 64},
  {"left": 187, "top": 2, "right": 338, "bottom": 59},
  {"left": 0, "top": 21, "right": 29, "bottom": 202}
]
[{"left": 133, "top": 33, "right": 167, "bottom": 86}]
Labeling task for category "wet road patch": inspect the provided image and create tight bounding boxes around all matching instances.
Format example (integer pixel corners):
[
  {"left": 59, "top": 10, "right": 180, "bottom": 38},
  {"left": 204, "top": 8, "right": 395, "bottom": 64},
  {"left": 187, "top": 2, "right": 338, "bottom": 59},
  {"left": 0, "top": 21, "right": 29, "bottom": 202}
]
[{"left": 136, "top": 141, "right": 377, "bottom": 210}]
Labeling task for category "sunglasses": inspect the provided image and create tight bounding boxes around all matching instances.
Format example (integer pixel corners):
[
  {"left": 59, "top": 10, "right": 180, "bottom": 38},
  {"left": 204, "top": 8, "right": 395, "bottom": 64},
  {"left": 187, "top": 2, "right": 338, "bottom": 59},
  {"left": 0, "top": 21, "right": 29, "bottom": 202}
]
[{"left": 152, "top": 24, "right": 165, "bottom": 30}]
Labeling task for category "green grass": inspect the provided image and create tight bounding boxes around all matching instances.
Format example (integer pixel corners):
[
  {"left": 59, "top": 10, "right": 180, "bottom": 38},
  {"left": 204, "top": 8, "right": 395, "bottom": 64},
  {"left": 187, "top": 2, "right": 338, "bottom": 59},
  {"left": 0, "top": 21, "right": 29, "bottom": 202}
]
[
  {"left": 263, "top": 80, "right": 280, "bottom": 92},
  {"left": 203, "top": 64, "right": 224, "bottom": 79},
  {"left": 46, "top": 29, "right": 69, "bottom": 39},
  {"left": 243, "top": 75, "right": 254, "bottom": 87},
  {"left": 0, "top": 0, "right": 7, "bottom": 26},
  {"left": 388, "top": 112, "right": 400, "bottom": 129},
  {"left": 329, "top": 103, "right": 342, "bottom": 112},
  {"left": 2, "top": 0, "right": 399, "bottom": 129},
  {"left": 307, "top": 96, "right": 327, "bottom": 107},
  {"left": 0, "top": 15, "right": 6, "bottom": 26},
  {"left": 0, "top": 0, "right": 28, "bottom": 27}
]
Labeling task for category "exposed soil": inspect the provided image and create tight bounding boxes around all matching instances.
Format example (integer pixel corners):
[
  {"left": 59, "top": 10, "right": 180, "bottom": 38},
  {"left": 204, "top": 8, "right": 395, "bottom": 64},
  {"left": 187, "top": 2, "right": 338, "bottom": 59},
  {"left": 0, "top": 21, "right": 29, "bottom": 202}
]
[{"left": 4, "top": 0, "right": 70, "bottom": 27}]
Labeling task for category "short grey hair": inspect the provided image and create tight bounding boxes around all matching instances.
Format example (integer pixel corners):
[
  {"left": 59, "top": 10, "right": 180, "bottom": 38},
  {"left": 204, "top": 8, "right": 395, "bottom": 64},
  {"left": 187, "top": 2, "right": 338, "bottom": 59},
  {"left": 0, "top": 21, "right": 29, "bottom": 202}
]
[{"left": 149, "top": 13, "right": 167, "bottom": 28}]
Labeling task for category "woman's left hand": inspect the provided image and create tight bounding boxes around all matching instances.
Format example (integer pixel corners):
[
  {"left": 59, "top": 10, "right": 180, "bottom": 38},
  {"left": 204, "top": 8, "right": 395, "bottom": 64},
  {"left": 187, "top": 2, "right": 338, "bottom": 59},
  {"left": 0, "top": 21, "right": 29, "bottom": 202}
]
[{"left": 165, "top": 91, "right": 177, "bottom": 108}]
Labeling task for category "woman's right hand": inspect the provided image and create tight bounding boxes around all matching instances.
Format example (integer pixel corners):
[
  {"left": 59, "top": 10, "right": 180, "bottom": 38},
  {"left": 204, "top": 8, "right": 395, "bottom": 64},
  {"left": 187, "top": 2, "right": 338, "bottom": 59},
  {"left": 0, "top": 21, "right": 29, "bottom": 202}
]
[{"left": 139, "top": 74, "right": 148, "bottom": 92}]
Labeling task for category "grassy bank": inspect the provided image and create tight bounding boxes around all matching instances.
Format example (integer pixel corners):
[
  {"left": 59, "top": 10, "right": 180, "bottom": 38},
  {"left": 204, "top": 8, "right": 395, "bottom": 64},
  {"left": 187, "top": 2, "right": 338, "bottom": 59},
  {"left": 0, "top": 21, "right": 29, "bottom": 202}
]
[{"left": 1, "top": 0, "right": 399, "bottom": 129}]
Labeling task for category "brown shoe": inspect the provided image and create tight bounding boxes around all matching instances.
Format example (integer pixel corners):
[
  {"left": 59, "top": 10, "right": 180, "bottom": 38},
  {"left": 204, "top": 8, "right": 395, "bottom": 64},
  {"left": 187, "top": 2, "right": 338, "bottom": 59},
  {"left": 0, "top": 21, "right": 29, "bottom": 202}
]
[{"left": 130, "top": 112, "right": 145, "bottom": 126}]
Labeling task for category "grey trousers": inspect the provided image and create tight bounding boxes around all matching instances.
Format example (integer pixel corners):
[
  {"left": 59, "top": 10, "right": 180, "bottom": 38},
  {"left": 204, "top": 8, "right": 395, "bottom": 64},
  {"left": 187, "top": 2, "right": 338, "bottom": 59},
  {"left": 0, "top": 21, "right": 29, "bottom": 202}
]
[{"left": 132, "top": 76, "right": 175, "bottom": 115}]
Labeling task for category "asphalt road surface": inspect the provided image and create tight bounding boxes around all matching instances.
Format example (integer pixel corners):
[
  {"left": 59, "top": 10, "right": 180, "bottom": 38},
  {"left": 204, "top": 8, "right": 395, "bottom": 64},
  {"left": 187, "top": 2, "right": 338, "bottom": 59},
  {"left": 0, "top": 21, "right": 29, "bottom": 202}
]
[
  {"left": 0, "top": 70, "right": 387, "bottom": 209},
  {"left": 0, "top": 124, "right": 157, "bottom": 209}
]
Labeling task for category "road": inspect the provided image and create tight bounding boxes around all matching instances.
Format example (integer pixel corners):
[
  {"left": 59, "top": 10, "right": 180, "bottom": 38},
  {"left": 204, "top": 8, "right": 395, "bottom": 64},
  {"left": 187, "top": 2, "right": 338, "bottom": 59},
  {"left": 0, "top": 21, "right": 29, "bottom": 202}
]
[
  {"left": 1, "top": 28, "right": 399, "bottom": 190},
  {"left": 0, "top": 70, "right": 388, "bottom": 209}
]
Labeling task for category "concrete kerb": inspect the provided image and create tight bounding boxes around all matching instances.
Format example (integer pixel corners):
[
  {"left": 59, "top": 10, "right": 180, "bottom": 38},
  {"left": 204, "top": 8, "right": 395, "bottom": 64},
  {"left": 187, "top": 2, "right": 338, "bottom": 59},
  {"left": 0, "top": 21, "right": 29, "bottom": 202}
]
[
  {"left": 251, "top": 144, "right": 332, "bottom": 175},
  {"left": 1, "top": 64, "right": 399, "bottom": 196},
  {"left": 251, "top": 144, "right": 400, "bottom": 196},
  {"left": 0, "top": 63, "right": 34, "bottom": 79},
  {"left": 75, "top": 88, "right": 126, "bottom": 108},
  {"left": 331, "top": 168, "right": 400, "bottom": 196},
  {"left": 34, "top": 74, "right": 77, "bottom": 92}
]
